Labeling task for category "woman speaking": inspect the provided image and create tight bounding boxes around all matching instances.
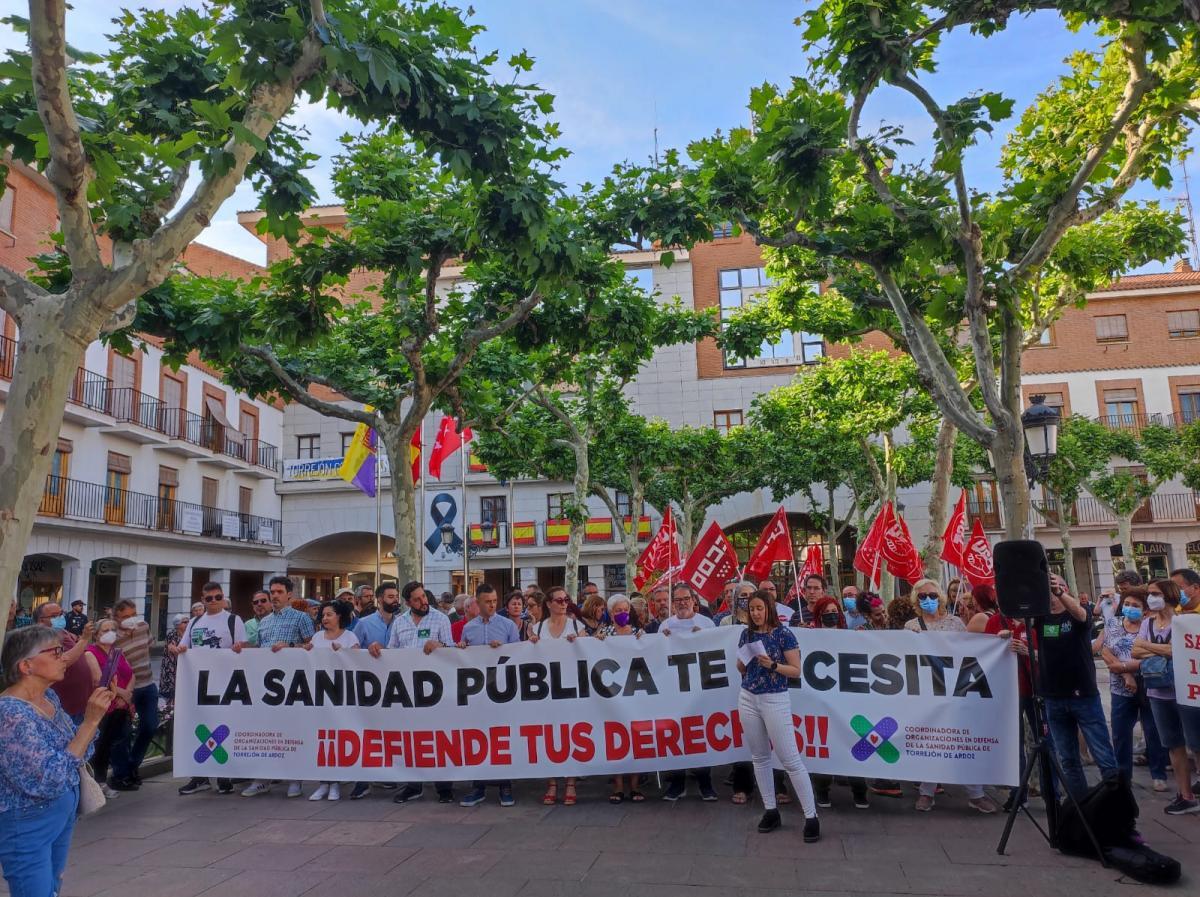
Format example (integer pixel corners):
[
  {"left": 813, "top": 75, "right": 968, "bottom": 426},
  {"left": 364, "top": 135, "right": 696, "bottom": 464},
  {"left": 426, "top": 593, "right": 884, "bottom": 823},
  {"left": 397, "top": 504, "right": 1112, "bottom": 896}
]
[
  {"left": 0, "top": 626, "right": 115, "bottom": 897},
  {"left": 736, "top": 589, "right": 820, "bottom": 843}
]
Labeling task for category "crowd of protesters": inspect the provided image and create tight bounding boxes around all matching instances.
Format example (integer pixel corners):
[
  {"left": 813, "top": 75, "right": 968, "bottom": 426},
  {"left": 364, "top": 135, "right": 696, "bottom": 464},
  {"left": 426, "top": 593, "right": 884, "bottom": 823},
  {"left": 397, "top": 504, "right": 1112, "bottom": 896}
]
[{"left": 5, "top": 566, "right": 1200, "bottom": 896}]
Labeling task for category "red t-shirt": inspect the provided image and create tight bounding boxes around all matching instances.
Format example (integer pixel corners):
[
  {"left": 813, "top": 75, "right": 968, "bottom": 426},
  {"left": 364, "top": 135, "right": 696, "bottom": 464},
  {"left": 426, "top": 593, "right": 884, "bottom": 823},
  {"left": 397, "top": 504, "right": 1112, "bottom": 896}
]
[
  {"left": 984, "top": 613, "right": 1031, "bottom": 697},
  {"left": 451, "top": 617, "right": 468, "bottom": 643},
  {"left": 50, "top": 633, "right": 94, "bottom": 717}
]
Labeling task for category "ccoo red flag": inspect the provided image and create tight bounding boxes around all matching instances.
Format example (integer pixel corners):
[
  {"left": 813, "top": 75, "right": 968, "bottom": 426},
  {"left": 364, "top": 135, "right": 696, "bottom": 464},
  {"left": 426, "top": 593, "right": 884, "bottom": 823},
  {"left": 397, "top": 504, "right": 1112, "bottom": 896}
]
[
  {"left": 428, "top": 416, "right": 474, "bottom": 480},
  {"left": 742, "top": 507, "right": 794, "bottom": 582},
  {"left": 680, "top": 521, "right": 741, "bottom": 602},
  {"left": 940, "top": 492, "right": 968, "bottom": 568},
  {"left": 961, "top": 519, "right": 995, "bottom": 585},
  {"left": 879, "top": 504, "right": 926, "bottom": 583},
  {"left": 852, "top": 505, "right": 890, "bottom": 586},
  {"left": 799, "top": 542, "right": 825, "bottom": 581},
  {"left": 634, "top": 507, "right": 681, "bottom": 589}
]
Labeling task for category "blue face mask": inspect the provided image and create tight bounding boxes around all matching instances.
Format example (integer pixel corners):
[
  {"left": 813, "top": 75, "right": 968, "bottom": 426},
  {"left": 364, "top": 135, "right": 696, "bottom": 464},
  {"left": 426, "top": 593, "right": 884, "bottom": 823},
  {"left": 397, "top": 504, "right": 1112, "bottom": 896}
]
[
  {"left": 1122, "top": 606, "right": 1143, "bottom": 623},
  {"left": 50, "top": 615, "right": 67, "bottom": 630},
  {"left": 842, "top": 598, "right": 857, "bottom": 613},
  {"left": 918, "top": 598, "right": 940, "bottom": 615},
  {"left": 1179, "top": 592, "right": 1190, "bottom": 608}
]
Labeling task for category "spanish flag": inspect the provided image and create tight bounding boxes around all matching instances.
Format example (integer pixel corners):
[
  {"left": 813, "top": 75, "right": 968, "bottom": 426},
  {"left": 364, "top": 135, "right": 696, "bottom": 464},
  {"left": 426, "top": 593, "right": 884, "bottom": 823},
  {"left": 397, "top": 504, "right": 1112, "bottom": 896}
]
[
  {"left": 409, "top": 429, "right": 421, "bottom": 486},
  {"left": 338, "top": 406, "right": 377, "bottom": 497}
]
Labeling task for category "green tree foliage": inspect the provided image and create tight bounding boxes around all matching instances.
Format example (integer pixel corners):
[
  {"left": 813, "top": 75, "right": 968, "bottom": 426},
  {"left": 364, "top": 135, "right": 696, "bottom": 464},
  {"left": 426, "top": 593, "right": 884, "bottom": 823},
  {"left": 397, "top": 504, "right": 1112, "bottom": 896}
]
[{"left": 690, "top": 1, "right": 1196, "bottom": 538}]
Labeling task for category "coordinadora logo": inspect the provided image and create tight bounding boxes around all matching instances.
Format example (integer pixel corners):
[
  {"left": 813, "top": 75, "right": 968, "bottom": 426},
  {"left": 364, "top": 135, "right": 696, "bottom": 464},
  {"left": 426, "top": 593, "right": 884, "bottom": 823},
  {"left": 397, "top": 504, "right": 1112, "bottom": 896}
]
[
  {"left": 850, "top": 715, "right": 899, "bottom": 763},
  {"left": 193, "top": 724, "right": 230, "bottom": 764}
]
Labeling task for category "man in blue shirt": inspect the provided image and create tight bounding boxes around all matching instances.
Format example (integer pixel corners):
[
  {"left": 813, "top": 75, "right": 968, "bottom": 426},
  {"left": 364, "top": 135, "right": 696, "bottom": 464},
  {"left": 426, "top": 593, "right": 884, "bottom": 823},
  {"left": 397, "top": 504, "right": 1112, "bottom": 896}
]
[
  {"left": 355, "top": 582, "right": 403, "bottom": 649},
  {"left": 457, "top": 584, "right": 519, "bottom": 808}
]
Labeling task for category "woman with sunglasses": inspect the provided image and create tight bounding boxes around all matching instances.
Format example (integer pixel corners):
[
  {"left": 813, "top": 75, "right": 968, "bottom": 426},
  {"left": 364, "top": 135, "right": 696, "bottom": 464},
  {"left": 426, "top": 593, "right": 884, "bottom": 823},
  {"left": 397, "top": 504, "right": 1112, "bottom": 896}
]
[
  {"left": 0, "top": 625, "right": 115, "bottom": 897},
  {"left": 528, "top": 586, "right": 584, "bottom": 805},
  {"left": 905, "top": 579, "right": 997, "bottom": 814}
]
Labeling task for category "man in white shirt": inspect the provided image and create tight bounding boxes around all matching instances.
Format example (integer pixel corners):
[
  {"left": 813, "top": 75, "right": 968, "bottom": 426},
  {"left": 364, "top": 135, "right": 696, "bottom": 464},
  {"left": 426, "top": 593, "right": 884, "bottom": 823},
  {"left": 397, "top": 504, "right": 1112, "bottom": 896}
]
[
  {"left": 373, "top": 581, "right": 455, "bottom": 805},
  {"left": 658, "top": 584, "right": 717, "bottom": 802}
]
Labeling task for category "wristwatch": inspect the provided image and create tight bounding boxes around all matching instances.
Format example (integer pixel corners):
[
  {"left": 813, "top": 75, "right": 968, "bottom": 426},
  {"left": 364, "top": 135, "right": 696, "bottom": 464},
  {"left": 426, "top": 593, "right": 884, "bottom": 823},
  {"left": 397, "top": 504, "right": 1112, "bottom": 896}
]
[{"left": 770, "top": 661, "right": 779, "bottom": 672}]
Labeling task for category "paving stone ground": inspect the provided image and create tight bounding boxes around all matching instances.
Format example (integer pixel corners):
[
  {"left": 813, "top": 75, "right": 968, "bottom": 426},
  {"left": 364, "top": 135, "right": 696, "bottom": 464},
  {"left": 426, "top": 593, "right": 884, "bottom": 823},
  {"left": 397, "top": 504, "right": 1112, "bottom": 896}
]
[{"left": 7, "top": 760, "right": 1197, "bottom": 897}]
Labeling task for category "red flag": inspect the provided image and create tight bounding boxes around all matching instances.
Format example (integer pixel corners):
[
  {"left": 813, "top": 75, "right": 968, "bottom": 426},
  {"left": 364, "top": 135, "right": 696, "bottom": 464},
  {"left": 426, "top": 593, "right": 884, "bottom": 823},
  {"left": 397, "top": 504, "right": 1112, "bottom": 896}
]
[
  {"left": 940, "top": 492, "right": 967, "bottom": 567},
  {"left": 680, "top": 521, "right": 740, "bottom": 603},
  {"left": 644, "top": 564, "right": 685, "bottom": 593},
  {"left": 853, "top": 505, "right": 890, "bottom": 586},
  {"left": 799, "top": 542, "right": 824, "bottom": 581},
  {"left": 961, "top": 519, "right": 995, "bottom": 585},
  {"left": 880, "top": 504, "right": 925, "bottom": 583},
  {"left": 742, "top": 507, "right": 794, "bottom": 581},
  {"left": 428, "top": 416, "right": 474, "bottom": 480},
  {"left": 409, "top": 429, "right": 421, "bottom": 486},
  {"left": 634, "top": 508, "right": 681, "bottom": 588}
]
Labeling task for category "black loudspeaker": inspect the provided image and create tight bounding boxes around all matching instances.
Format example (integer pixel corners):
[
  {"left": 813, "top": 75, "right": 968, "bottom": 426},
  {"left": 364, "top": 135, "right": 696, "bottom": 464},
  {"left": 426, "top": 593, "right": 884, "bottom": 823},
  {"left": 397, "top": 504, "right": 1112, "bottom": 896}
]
[{"left": 994, "top": 540, "right": 1051, "bottom": 618}]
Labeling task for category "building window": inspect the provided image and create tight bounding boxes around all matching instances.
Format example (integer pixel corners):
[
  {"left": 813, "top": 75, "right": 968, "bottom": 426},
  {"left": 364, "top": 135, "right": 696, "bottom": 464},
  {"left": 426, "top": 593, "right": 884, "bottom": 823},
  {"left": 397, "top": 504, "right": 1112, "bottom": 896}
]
[
  {"left": 1040, "top": 392, "right": 1064, "bottom": 410},
  {"left": 1167, "top": 309, "right": 1200, "bottom": 339},
  {"left": 105, "top": 452, "right": 131, "bottom": 526},
  {"left": 480, "top": 495, "right": 508, "bottom": 526},
  {"left": 719, "top": 268, "right": 823, "bottom": 368},
  {"left": 604, "top": 563, "right": 627, "bottom": 591},
  {"left": 0, "top": 184, "right": 13, "bottom": 233},
  {"left": 614, "top": 491, "right": 632, "bottom": 517},
  {"left": 713, "top": 409, "right": 743, "bottom": 433},
  {"left": 1178, "top": 389, "right": 1200, "bottom": 424},
  {"left": 296, "top": 434, "right": 320, "bottom": 459},
  {"left": 157, "top": 466, "right": 178, "bottom": 531},
  {"left": 966, "top": 479, "right": 1001, "bottom": 530},
  {"left": 547, "top": 492, "right": 573, "bottom": 519},
  {"left": 1094, "top": 314, "right": 1129, "bottom": 343},
  {"left": 1103, "top": 388, "right": 1140, "bottom": 427},
  {"left": 713, "top": 221, "right": 733, "bottom": 239},
  {"left": 340, "top": 432, "right": 355, "bottom": 456}
]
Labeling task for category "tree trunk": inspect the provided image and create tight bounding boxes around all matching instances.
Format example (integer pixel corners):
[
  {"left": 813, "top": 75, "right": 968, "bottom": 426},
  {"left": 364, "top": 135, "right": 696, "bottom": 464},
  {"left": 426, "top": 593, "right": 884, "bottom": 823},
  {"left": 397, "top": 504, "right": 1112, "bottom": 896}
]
[
  {"left": 564, "top": 433, "right": 590, "bottom": 599},
  {"left": 0, "top": 311, "right": 89, "bottom": 639},
  {"left": 594, "top": 482, "right": 645, "bottom": 595},
  {"left": 1115, "top": 514, "right": 1135, "bottom": 572},
  {"left": 1057, "top": 516, "right": 1078, "bottom": 595},
  {"left": 991, "top": 419, "right": 1031, "bottom": 540},
  {"left": 921, "top": 418, "right": 958, "bottom": 578},
  {"left": 676, "top": 498, "right": 697, "bottom": 557},
  {"left": 377, "top": 423, "right": 422, "bottom": 586}
]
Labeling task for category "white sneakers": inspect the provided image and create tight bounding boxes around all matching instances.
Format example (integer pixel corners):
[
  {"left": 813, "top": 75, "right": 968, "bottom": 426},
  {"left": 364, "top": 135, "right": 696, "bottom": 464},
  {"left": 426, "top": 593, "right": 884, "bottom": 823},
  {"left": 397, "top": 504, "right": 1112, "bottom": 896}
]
[
  {"left": 286, "top": 781, "right": 304, "bottom": 799},
  {"left": 309, "top": 783, "right": 330, "bottom": 801},
  {"left": 241, "top": 781, "right": 271, "bottom": 797},
  {"left": 243, "top": 780, "right": 311, "bottom": 799},
  {"left": 100, "top": 783, "right": 120, "bottom": 799}
]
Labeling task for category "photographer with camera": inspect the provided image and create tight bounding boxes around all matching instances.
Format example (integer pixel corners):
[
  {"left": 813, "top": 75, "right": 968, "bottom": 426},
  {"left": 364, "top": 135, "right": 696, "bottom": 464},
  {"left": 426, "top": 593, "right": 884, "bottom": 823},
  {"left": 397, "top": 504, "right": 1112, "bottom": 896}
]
[{"left": 1033, "top": 573, "right": 1118, "bottom": 799}]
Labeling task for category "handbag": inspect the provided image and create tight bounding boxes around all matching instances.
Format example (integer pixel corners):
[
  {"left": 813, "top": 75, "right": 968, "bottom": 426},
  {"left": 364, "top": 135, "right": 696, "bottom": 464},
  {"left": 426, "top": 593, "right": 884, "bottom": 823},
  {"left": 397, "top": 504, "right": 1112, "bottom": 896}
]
[
  {"left": 1140, "top": 620, "right": 1174, "bottom": 690},
  {"left": 77, "top": 764, "right": 106, "bottom": 816}
]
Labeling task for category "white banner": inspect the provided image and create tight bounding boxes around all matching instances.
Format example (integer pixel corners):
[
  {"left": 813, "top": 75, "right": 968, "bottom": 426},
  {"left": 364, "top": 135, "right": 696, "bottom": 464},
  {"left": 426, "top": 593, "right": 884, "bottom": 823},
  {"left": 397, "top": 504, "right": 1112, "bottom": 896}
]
[
  {"left": 423, "top": 487, "right": 465, "bottom": 570},
  {"left": 1174, "top": 615, "right": 1200, "bottom": 707},
  {"left": 174, "top": 628, "right": 1019, "bottom": 785},
  {"left": 283, "top": 455, "right": 393, "bottom": 483}
]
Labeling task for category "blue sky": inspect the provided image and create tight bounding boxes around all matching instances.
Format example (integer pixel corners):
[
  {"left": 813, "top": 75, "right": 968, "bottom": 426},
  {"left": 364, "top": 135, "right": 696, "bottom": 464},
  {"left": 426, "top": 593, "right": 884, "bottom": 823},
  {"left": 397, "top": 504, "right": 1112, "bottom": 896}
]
[{"left": 1, "top": 2, "right": 1193, "bottom": 266}]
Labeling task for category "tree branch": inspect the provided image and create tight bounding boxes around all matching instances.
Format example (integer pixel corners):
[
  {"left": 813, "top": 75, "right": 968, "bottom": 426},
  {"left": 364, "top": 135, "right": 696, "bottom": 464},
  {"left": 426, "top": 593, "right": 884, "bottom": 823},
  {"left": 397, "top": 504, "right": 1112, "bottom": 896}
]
[
  {"left": 848, "top": 79, "right": 913, "bottom": 222},
  {"left": 0, "top": 269, "right": 43, "bottom": 321},
  {"left": 28, "top": 0, "right": 102, "bottom": 274},
  {"left": 1007, "top": 33, "right": 1154, "bottom": 283},
  {"left": 241, "top": 343, "right": 376, "bottom": 427},
  {"left": 435, "top": 290, "right": 543, "bottom": 396},
  {"left": 152, "top": 164, "right": 192, "bottom": 222}
]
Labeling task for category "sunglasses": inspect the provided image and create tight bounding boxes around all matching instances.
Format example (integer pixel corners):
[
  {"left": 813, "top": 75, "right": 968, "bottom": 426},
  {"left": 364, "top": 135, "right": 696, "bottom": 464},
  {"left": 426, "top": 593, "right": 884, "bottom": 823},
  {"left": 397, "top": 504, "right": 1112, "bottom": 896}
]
[
  {"left": 202, "top": 594, "right": 225, "bottom": 603},
  {"left": 551, "top": 597, "right": 568, "bottom": 605},
  {"left": 252, "top": 598, "right": 269, "bottom": 605},
  {"left": 917, "top": 593, "right": 940, "bottom": 601}
]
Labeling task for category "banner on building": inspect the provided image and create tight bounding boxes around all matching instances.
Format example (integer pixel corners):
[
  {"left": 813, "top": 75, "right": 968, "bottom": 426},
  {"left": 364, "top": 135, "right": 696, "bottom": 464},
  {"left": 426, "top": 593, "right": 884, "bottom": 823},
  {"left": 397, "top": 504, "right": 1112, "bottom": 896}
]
[
  {"left": 1174, "top": 615, "right": 1200, "bottom": 708},
  {"left": 175, "top": 628, "right": 1019, "bottom": 785},
  {"left": 283, "top": 455, "right": 392, "bottom": 483},
  {"left": 423, "top": 488, "right": 464, "bottom": 570}
]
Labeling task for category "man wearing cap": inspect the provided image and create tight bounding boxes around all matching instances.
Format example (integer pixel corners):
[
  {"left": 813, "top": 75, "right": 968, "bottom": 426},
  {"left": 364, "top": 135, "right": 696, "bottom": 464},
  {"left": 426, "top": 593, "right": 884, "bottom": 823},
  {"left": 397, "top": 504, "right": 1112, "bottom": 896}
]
[{"left": 64, "top": 600, "right": 89, "bottom": 636}]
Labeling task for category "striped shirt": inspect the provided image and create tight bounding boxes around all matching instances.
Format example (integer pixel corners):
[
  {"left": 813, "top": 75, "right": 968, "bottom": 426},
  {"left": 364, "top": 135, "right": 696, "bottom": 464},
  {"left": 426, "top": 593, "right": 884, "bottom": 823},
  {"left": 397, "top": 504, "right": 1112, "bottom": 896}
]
[
  {"left": 116, "top": 621, "right": 153, "bottom": 688},
  {"left": 387, "top": 608, "right": 453, "bottom": 649},
  {"left": 256, "top": 607, "right": 315, "bottom": 647}
]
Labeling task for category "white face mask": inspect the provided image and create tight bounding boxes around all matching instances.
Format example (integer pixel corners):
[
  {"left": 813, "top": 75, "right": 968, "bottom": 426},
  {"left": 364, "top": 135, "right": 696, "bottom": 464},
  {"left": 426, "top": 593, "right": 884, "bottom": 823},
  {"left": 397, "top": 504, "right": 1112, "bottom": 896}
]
[
  {"left": 119, "top": 617, "right": 139, "bottom": 630},
  {"left": 98, "top": 630, "right": 118, "bottom": 646},
  {"left": 1146, "top": 595, "right": 1166, "bottom": 612}
]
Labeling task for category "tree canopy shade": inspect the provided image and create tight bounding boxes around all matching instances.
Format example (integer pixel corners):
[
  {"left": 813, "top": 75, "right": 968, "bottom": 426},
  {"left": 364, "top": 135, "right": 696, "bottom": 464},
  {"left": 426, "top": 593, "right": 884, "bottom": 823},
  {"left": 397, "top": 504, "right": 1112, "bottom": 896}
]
[
  {"left": 689, "top": 0, "right": 1197, "bottom": 539},
  {"left": 0, "top": 0, "right": 571, "bottom": 637}
]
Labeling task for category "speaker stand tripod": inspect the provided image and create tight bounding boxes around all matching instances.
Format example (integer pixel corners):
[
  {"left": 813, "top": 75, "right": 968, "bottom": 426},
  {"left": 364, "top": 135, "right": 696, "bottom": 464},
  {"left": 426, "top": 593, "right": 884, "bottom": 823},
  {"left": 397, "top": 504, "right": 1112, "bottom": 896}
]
[{"left": 995, "top": 617, "right": 1107, "bottom": 867}]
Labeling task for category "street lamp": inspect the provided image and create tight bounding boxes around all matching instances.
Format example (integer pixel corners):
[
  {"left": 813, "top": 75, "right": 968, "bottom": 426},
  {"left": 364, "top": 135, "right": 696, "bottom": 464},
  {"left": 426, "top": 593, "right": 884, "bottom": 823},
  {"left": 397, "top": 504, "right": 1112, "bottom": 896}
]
[
  {"left": 1021, "top": 394, "right": 1061, "bottom": 485},
  {"left": 439, "top": 522, "right": 456, "bottom": 549},
  {"left": 480, "top": 515, "right": 495, "bottom": 546}
]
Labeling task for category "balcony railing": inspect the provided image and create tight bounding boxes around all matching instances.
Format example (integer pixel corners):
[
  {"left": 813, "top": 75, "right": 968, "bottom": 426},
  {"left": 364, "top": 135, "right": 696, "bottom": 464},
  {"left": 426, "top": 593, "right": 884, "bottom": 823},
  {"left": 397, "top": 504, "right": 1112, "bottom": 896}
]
[
  {"left": 67, "top": 367, "right": 112, "bottom": 412},
  {"left": 1097, "top": 412, "right": 1164, "bottom": 434},
  {"left": 37, "top": 475, "right": 282, "bottom": 545},
  {"left": 981, "top": 492, "right": 1200, "bottom": 531}
]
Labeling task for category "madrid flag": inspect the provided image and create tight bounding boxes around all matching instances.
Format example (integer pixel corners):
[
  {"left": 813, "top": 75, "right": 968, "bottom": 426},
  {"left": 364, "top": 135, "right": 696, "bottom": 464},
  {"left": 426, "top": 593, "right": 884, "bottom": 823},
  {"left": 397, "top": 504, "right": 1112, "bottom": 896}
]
[
  {"left": 680, "top": 521, "right": 740, "bottom": 603},
  {"left": 428, "top": 416, "right": 474, "bottom": 480},
  {"left": 799, "top": 542, "right": 825, "bottom": 581},
  {"left": 742, "top": 507, "right": 793, "bottom": 582},
  {"left": 961, "top": 519, "right": 995, "bottom": 585},
  {"left": 940, "top": 492, "right": 968, "bottom": 567}
]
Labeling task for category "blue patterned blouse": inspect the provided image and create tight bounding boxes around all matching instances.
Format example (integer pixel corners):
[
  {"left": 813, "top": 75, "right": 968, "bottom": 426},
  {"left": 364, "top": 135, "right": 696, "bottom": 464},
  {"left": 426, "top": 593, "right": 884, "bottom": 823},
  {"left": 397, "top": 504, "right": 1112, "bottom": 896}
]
[
  {"left": 0, "top": 690, "right": 90, "bottom": 812},
  {"left": 738, "top": 625, "right": 798, "bottom": 695}
]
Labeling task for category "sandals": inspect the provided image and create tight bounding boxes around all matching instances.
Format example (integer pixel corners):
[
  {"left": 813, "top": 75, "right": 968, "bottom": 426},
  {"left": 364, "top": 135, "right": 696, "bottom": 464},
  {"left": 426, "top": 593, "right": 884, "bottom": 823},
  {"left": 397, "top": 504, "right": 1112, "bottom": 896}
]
[
  {"left": 542, "top": 783, "right": 558, "bottom": 805},
  {"left": 630, "top": 790, "right": 645, "bottom": 802},
  {"left": 731, "top": 792, "right": 749, "bottom": 805},
  {"left": 564, "top": 784, "right": 577, "bottom": 806},
  {"left": 609, "top": 791, "right": 625, "bottom": 804}
]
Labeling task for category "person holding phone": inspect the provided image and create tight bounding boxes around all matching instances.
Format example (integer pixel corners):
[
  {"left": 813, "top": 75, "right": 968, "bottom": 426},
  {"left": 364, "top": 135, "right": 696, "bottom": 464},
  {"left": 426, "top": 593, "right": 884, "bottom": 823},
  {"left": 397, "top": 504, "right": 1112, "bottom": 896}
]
[{"left": 82, "top": 620, "right": 133, "bottom": 800}]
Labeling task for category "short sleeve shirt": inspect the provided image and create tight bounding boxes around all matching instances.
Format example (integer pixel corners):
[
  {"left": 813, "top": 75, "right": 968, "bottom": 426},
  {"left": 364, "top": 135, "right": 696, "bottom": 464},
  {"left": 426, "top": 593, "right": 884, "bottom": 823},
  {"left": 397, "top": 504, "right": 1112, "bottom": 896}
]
[
  {"left": 661, "top": 614, "right": 715, "bottom": 633},
  {"left": 184, "top": 611, "right": 247, "bottom": 650},
  {"left": 1138, "top": 616, "right": 1174, "bottom": 701},
  {"left": 739, "top": 626, "right": 798, "bottom": 695},
  {"left": 1102, "top": 617, "right": 1139, "bottom": 697},
  {"left": 387, "top": 608, "right": 453, "bottom": 649},
  {"left": 256, "top": 607, "right": 315, "bottom": 647},
  {"left": 309, "top": 630, "right": 360, "bottom": 650}
]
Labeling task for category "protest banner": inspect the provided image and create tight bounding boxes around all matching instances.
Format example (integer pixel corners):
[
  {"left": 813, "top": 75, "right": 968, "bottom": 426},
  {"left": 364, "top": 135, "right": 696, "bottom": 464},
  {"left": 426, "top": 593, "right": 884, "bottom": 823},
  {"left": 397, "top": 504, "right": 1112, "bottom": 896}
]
[
  {"left": 1174, "top": 614, "right": 1200, "bottom": 707},
  {"left": 175, "top": 628, "right": 1019, "bottom": 786}
]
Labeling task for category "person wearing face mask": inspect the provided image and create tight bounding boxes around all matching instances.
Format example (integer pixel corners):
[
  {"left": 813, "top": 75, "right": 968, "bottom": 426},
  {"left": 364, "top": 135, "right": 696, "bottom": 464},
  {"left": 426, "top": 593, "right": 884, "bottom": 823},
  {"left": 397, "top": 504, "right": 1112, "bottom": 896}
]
[
  {"left": 1133, "top": 579, "right": 1200, "bottom": 815},
  {"left": 82, "top": 620, "right": 134, "bottom": 800},
  {"left": 1170, "top": 568, "right": 1200, "bottom": 615},
  {"left": 35, "top": 604, "right": 94, "bottom": 726},
  {"left": 597, "top": 595, "right": 645, "bottom": 803},
  {"left": 808, "top": 598, "right": 870, "bottom": 809},
  {"left": 108, "top": 600, "right": 155, "bottom": 793},
  {"left": 841, "top": 587, "right": 866, "bottom": 630},
  {"left": 1099, "top": 588, "right": 1169, "bottom": 792},
  {"left": 905, "top": 580, "right": 997, "bottom": 814}
]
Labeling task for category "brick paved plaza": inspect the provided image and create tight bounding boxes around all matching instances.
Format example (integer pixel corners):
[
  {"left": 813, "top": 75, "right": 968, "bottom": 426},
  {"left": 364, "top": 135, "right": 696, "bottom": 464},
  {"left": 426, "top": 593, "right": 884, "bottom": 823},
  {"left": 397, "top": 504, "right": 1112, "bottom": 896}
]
[{"left": 12, "top": 762, "right": 1195, "bottom": 897}]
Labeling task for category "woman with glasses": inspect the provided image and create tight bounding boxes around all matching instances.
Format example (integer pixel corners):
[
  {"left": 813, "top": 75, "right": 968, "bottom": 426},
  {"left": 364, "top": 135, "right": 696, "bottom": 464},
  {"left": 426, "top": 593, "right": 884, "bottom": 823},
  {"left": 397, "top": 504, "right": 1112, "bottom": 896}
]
[
  {"left": 579, "top": 594, "right": 607, "bottom": 637},
  {"left": 528, "top": 586, "right": 584, "bottom": 805},
  {"left": 83, "top": 619, "right": 134, "bottom": 800},
  {"left": 596, "top": 595, "right": 645, "bottom": 803},
  {"left": 0, "top": 626, "right": 115, "bottom": 897},
  {"left": 905, "top": 579, "right": 997, "bottom": 814}
]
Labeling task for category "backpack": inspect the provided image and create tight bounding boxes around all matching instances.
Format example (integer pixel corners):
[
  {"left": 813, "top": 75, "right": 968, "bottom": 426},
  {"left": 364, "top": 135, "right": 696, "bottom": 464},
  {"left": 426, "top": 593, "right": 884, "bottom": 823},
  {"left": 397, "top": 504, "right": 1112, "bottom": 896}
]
[{"left": 185, "top": 612, "right": 238, "bottom": 648}]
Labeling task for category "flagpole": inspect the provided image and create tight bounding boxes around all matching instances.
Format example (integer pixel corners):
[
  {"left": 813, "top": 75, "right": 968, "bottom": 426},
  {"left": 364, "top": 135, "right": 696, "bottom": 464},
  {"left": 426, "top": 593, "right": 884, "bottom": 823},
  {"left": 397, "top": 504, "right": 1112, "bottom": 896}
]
[
  {"left": 374, "top": 453, "right": 382, "bottom": 588},
  {"left": 419, "top": 418, "right": 426, "bottom": 582},
  {"left": 461, "top": 427, "right": 470, "bottom": 594}
]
